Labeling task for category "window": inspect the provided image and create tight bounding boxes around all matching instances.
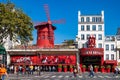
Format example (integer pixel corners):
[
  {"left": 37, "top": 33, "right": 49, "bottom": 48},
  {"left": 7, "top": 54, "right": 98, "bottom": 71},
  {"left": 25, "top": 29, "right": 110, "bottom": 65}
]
[
  {"left": 92, "top": 25, "right": 96, "bottom": 31},
  {"left": 98, "top": 34, "right": 102, "bottom": 40},
  {"left": 82, "top": 44, "right": 85, "bottom": 48},
  {"left": 86, "top": 25, "right": 90, "bottom": 31},
  {"left": 93, "top": 34, "right": 96, "bottom": 39},
  {"left": 86, "top": 34, "right": 90, "bottom": 40},
  {"left": 81, "top": 25, "right": 84, "bottom": 31},
  {"left": 111, "top": 54, "right": 114, "bottom": 60},
  {"left": 41, "top": 35, "right": 45, "bottom": 39},
  {"left": 86, "top": 17, "right": 90, "bottom": 22},
  {"left": 98, "top": 43, "right": 102, "bottom": 48},
  {"left": 96, "top": 17, "right": 102, "bottom": 22},
  {"left": 98, "top": 25, "right": 102, "bottom": 31},
  {"left": 81, "top": 34, "right": 84, "bottom": 40},
  {"left": 106, "top": 44, "right": 109, "bottom": 51},
  {"left": 111, "top": 44, "right": 114, "bottom": 51},
  {"left": 81, "top": 17, "right": 84, "bottom": 22},
  {"left": 92, "top": 17, "right": 95, "bottom": 22},
  {"left": 106, "top": 54, "right": 109, "bottom": 60}
]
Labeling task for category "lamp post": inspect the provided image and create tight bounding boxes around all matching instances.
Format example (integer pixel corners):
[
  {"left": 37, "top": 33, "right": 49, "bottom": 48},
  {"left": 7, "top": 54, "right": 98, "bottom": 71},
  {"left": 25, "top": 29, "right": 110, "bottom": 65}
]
[{"left": 24, "top": 40, "right": 28, "bottom": 74}]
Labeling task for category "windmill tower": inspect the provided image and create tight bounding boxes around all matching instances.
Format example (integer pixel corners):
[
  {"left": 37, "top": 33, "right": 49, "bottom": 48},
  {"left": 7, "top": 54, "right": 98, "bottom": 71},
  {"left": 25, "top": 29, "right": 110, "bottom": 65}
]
[{"left": 35, "top": 4, "right": 65, "bottom": 48}]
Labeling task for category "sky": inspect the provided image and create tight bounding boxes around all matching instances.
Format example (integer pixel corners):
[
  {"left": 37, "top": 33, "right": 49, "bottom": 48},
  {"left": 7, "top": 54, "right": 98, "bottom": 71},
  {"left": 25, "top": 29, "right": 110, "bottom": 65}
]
[{"left": 0, "top": 0, "right": 120, "bottom": 44}]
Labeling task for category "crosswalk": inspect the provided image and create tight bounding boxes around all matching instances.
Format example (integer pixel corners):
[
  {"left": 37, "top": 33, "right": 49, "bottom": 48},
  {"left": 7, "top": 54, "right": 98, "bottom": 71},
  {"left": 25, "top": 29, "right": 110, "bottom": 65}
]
[
  {"left": 34, "top": 75, "right": 120, "bottom": 79},
  {"left": 8, "top": 73, "right": 120, "bottom": 80}
]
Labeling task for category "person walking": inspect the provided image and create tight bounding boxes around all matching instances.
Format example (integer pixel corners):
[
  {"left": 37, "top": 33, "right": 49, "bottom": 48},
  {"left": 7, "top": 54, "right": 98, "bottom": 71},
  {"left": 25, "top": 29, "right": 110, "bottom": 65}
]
[
  {"left": 73, "top": 66, "right": 77, "bottom": 77},
  {"left": 89, "top": 64, "right": 94, "bottom": 77},
  {"left": 114, "top": 66, "right": 119, "bottom": 76},
  {"left": 29, "top": 65, "right": 34, "bottom": 75},
  {"left": 0, "top": 64, "right": 8, "bottom": 80}
]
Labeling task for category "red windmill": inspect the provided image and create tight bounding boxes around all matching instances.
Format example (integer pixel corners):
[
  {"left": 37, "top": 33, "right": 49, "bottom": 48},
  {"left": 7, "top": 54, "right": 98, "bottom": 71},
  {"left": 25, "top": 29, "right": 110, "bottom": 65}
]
[{"left": 35, "top": 4, "right": 65, "bottom": 48}]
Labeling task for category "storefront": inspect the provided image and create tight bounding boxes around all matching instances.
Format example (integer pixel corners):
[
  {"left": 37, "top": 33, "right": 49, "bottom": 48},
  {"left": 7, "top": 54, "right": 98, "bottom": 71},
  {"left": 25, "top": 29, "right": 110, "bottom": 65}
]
[
  {"left": 8, "top": 48, "right": 77, "bottom": 72},
  {"left": 79, "top": 48, "right": 104, "bottom": 71}
]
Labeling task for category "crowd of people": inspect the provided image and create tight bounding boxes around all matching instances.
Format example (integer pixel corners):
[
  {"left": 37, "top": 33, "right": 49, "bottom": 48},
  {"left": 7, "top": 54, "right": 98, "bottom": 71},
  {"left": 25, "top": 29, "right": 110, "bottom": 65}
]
[{"left": 0, "top": 63, "right": 119, "bottom": 80}]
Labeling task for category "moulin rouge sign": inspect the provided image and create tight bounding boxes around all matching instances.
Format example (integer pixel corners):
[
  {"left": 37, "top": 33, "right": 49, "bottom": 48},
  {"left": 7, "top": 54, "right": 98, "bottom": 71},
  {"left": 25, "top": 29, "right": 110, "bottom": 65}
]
[{"left": 12, "top": 57, "right": 31, "bottom": 63}]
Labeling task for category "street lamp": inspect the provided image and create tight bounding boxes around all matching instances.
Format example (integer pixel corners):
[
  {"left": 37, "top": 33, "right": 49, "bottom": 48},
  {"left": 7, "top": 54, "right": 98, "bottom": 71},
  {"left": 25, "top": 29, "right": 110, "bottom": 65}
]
[{"left": 23, "top": 40, "right": 28, "bottom": 74}]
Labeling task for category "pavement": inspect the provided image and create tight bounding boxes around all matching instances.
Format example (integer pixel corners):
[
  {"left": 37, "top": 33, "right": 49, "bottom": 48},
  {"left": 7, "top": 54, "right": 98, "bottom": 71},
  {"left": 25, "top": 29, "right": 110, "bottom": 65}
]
[{"left": 5, "top": 72, "right": 120, "bottom": 80}]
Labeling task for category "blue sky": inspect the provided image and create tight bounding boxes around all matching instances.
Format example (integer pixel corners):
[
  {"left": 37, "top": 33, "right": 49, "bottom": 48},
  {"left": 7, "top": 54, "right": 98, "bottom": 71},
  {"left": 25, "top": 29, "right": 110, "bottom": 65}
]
[{"left": 1, "top": 0, "right": 120, "bottom": 44}]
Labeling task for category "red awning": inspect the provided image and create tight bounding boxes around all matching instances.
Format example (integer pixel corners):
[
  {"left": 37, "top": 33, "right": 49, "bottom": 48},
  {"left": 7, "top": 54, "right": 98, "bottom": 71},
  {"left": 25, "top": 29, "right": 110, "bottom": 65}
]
[{"left": 105, "top": 60, "right": 117, "bottom": 64}]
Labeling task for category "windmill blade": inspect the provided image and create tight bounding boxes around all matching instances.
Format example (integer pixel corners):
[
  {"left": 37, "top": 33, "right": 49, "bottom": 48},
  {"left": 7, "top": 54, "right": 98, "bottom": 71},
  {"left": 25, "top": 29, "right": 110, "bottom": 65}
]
[
  {"left": 51, "top": 19, "right": 66, "bottom": 24},
  {"left": 33, "top": 21, "right": 48, "bottom": 26},
  {"left": 44, "top": 4, "right": 51, "bottom": 21}
]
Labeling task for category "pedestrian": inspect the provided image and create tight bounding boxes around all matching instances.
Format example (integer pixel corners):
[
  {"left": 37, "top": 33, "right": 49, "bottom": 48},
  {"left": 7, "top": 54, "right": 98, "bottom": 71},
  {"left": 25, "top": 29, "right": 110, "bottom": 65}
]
[
  {"left": 114, "top": 66, "right": 119, "bottom": 76},
  {"left": 0, "top": 64, "right": 8, "bottom": 80},
  {"left": 73, "top": 66, "right": 77, "bottom": 77},
  {"left": 77, "top": 63, "right": 82, "bottom": 76},
  {"left": 29, "top": 65, "right": 34, "bottom": 75},
  {"left": 89, "top": 64, "right": 94, "bottom": 77},
  {"left": 38, "top": 66, "right": 41, "bottom": 75}
]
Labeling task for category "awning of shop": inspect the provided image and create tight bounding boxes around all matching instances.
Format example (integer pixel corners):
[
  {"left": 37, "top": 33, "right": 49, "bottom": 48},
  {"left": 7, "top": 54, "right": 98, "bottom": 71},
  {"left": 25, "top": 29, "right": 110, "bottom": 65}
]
[
  {"left": 105, "top": 60, "right": 117, "bottom": 64},
  {"left": 0, "top": 45, "right": 6, "bottom": 54}
]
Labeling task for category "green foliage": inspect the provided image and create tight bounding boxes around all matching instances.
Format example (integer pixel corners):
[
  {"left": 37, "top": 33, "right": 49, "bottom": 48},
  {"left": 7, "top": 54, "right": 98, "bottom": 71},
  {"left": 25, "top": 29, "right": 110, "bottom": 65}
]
[
  {"left": 58, "top": 64, "right": 62, "bottom": 68},
  {"left": 0, "top": 2, "right": 34, "bottom": 44},
  {"left": 63, "top": 39, "right": 75, "bottom": 46},
  {"left": 82, "top": 65, "right": 86, "bottom": 68},
  {"left": 63, "top": 65, "right": 67, "bottom": 68},
  {"left": 100, "top": 66, "right": 105, "bottom": 68},
  {"left": 94, "top": 65, "right": 99, "bottom": 68},
  {"left": 106, "top": 65, "right": 111, "bottom": 68},
  {"left": 70, "top": 65, "right": 73, "bottom": 68}
]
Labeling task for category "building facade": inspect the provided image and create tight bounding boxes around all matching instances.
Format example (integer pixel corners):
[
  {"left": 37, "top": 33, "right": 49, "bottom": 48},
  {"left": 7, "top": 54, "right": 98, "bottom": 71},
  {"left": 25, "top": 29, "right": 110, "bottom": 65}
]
[{"left": 76, "top": 10, "right": 120, "bottom": 70}]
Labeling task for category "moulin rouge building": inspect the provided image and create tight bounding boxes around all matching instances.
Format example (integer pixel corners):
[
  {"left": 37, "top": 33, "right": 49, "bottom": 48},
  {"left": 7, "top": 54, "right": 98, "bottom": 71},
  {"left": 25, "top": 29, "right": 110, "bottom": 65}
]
[{"left": 6, "top": 10, "right": 120, "bottom": 72}]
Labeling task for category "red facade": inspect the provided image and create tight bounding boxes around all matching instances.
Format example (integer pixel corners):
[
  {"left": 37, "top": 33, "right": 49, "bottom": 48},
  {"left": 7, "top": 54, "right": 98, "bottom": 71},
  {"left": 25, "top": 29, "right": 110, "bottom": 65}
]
[
  {"left": 11, "top": 55, "right": 76, "bottom": 66},
  {"left": 35, "top": 24, "right": 56, "bottom": 48}
]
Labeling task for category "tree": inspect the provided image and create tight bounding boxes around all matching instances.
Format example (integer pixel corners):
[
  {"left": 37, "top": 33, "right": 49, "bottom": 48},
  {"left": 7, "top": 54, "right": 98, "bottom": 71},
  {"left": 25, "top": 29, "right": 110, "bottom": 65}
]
[
  {"left": 62, "top": 39, "right": 75, "bottom": 46},
  {"left": 0, "top": 2, "right": 34, "bottom": 45}
]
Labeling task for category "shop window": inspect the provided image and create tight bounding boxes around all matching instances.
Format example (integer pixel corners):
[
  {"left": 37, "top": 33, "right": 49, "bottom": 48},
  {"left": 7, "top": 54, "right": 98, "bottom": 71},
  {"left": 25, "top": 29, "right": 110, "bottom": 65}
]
[
  {"left": 111, "top": 54, "right": 114, "bottom": 60},
  {"left": 106, "top": 54, "right": 109, "bottom": 60}
]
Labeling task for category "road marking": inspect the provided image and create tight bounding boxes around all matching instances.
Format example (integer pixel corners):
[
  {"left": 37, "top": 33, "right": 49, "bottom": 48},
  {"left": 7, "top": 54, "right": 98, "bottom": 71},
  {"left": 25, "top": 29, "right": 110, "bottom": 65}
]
[
  {"left": 78, "top": 76, "right": 83, "bottom": 78},
  {"left": 98, "top": 76, "right": 104, "bottom": 78},
  {"left": 105, "top": 76, "right": 111, "bottom": 78},
  {"left": 58, "top": 75, "right": 63, "bottom": 78},
  {"left": 51, "top": 75, "right": 56, "bottom": 78},
  {"left": 65, "top": 75, "right": 69, "bottom": 78},
  {"left": 44, "top": 75, "right": 50, "bottom": 78}
]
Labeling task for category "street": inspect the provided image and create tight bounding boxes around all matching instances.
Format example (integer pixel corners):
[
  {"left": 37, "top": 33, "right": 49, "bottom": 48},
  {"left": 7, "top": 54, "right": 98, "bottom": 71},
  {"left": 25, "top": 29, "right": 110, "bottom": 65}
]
[{"left": 7, "top": 72, "right": 120, "bottom": 80}]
